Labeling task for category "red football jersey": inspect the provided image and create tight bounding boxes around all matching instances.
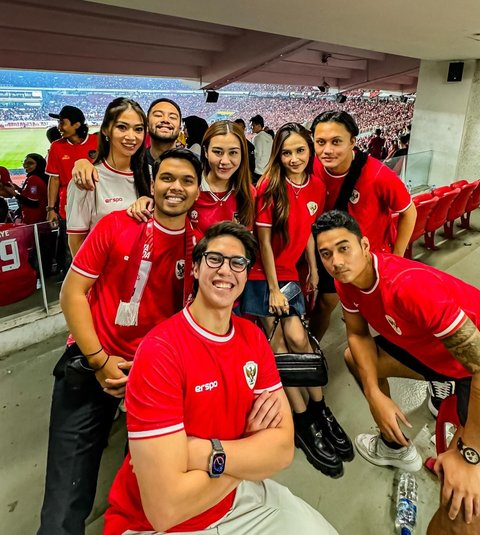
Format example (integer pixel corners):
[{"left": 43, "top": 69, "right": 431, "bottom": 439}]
[
  {"left": 313, "top": 155, "right": 411, "bottom": 252},
  {"left": 0, "top": 224, "right": 37, "bottom": 306},
  {"left": 337, "top": 252, "right": 479, "bottom": 378},
  {"left": 71, "top": 211, "right": 186, "bottom": 359},
  {"left": 249, "top": 175, "right": 325, "bottom": 281},
  {"left": 20, "top": 174, "right": 48, "bottom": 225},
  {"left": 45, "top": 134, "right": 98, "bottom": 218},
  {"left": 105, "top": 307, "right": 282, "bottom": 534}
]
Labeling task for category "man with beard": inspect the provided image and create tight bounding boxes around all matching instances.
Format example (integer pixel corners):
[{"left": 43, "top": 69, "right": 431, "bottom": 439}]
[{"left": 71, "top": 98, "right": 182, "bottom": 188}]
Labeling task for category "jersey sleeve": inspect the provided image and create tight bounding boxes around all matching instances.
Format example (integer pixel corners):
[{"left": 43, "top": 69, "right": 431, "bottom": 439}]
[
  {"left": 126, "top": 333, "right": 185, "bottom": 440},
  {"left": 71, "top": 212, "right": 120, "bottom": 278},
  {"left": 392, "top": 269, "right": 466, "bottom": 339},
  {"left": 373, "top": 164, "right": 412, "bottom": 213},
  {"left": 45, "top": 142, "right": 60, "bottom": 176},
  {"left": 66, "top": 179, "right": 94, "bottom": 234},
  {"left": 255, "top": 179, "right": 273, "bottom": 227}
]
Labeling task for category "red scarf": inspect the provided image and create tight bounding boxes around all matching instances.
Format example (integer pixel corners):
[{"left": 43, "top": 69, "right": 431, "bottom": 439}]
[{"left": 115, "top": 217, "right": 196, "bottom": 326}]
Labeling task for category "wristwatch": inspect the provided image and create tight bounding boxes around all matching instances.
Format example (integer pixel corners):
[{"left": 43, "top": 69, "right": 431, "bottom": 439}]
[
  {"left": 46, "top": 206, "right": 56, "bottom": 212},
  {"left": 457, "top": 437, "right": 480, "bottom": 464},
  {"left": 208, "top": 438, "right": 226, "bottom": 478}
]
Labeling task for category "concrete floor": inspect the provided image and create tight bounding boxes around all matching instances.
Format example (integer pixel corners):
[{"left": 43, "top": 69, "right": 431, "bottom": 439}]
[{"left": 1, "top": 214, "right": 480, "bottom": 535}]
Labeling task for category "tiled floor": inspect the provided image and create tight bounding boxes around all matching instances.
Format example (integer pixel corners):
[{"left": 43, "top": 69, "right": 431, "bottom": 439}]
[{"left": 2, "top": 213, "right": 480, "bottom": 535}]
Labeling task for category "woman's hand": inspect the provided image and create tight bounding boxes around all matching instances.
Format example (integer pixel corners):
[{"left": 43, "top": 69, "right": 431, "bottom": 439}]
[
  {"left": 127, "top": 196, "right": 154, "bottom": 222},
  {"left": 269, "top": 287, "right": 289, "bottom": 316}
]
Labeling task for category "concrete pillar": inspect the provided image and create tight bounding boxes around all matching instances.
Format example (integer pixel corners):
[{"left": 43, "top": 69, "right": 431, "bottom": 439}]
[{"left": 408, "top": 59, "right": 480, "bottom": 188}]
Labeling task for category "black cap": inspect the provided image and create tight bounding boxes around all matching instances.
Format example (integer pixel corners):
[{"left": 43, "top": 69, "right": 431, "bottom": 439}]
[{"left": 49, "top": 105, "right": 85, "bottom": 124}]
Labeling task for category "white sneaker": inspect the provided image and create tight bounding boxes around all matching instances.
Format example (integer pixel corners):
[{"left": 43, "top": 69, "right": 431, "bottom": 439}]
[{"left": 355, "top": 433, "right": 423, "bottom": 472}]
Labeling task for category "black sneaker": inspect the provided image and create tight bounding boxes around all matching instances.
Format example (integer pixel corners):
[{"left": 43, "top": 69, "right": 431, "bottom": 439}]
[
  {"left": 317, "top": 406, "right": 354, "bottom": 462},
  {"left": 427, "top": 380, "right": 455, "bottom": 417},
  {"left": 294, "top": 421, "right": 344, "bottom": 478}
]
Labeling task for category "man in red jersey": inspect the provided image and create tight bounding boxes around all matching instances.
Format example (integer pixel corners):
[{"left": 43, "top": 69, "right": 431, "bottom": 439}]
[
  {"left": 314, "top": 210, "right": 480, "bottom": 535},
  {"left": 45, "top": 105, "right": 98, "bottom": 276},
  {"left": 104, "top": 221, "right": 338, "bottom": 535},
  {"left": 37, "top": 149, "right": 200, "bottom": 535}
]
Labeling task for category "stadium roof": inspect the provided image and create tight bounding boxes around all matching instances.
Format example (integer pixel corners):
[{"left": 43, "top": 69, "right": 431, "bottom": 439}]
[{"left": 2, "top": 0, "right": 480, "bottom": 92}]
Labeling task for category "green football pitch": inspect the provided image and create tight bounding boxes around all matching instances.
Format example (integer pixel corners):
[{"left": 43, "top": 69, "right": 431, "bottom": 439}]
[{"left": 0, "top": 128, "right": 51, "bottom": 170}]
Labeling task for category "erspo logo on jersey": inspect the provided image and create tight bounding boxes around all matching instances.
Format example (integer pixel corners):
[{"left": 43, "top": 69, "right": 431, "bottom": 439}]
[{"left": 195, "top": 380, "right": 219, "bottom": 393}]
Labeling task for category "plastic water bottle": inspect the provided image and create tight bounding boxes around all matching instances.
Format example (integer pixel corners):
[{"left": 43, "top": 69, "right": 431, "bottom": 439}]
[{"left": 395, "top": 472, "right": 418, "bottom": 534}]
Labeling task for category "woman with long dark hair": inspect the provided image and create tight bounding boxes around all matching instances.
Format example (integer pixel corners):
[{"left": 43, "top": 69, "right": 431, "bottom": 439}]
[
  {"left": 66, "top": 97, "right": 150, "bottom": 255},
  {"left": 242, "top": 122, "right": 353, "bottom": 478}
]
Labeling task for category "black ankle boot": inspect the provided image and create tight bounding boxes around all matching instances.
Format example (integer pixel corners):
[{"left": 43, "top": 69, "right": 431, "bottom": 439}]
[
  {"left": 315, "top": 405, "right": 354, "bottom": 462},
  {"left": 294, "top": 413, "right": 344, "bottom": 478}
]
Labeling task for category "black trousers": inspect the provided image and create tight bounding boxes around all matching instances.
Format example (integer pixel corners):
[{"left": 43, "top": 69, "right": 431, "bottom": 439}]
[{"left": 37, "top": 345, "right": 120, "bottom": 535}]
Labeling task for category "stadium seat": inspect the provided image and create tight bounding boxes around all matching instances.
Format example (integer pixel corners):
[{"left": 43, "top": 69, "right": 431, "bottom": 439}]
[
  {"left": 405, "top": 196, "right": 438, "bottom": 258},
  {"left": 443, "top": 181, "right": 478, "bottom": 238},
  {"left": 424, "top": 187, "right": 460, "bottom": 249},
  {"left": 412, "top": 191, "right": 433, "bottom": 204},
  {"left": 460, "top": 179, "right": 480, "bottom": 229}
]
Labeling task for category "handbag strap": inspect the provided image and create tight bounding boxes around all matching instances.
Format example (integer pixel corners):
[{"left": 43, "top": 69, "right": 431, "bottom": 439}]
[{"left": 266, "top": 316, "right": 322, "bottom": 353}]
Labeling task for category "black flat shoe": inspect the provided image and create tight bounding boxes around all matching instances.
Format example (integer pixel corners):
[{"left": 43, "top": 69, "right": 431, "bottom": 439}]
[
  {"left": 294, "top": 422, "right": 344, "bottom": 478},
  {"left": 317, "top": 406, "right": 354, "bottom": 462}
]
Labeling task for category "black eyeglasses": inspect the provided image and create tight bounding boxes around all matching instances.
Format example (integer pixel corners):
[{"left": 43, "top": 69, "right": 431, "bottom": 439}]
[{"left": 202, "top": 251, "right": 250, "bottom": 273}]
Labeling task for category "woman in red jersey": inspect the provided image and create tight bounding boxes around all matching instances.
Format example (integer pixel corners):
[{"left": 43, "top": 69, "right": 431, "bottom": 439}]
[{"left": 242, "top": 122, "right": 353, "bottom": 478}]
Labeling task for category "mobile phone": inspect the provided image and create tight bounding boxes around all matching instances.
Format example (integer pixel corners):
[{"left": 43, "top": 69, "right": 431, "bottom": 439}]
[{"left": 280, "top": 282, "right": 302, "bottom": 302}]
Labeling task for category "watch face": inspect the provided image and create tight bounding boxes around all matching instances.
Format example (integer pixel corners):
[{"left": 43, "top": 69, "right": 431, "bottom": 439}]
[
  {"left": 211, "top": 453, "right": 226, "bottom": 475},
  {"left": 464, "top": 447, "right": 480, "bottom": 464}
]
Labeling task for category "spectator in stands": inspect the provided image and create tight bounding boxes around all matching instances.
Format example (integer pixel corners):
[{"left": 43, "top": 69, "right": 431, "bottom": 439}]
[
  {"left": 104, "top": 221, "right": 338, "bottom": 535},
  {"left": 66, "top": 98, "right": 150, "bottom": 256},
  {"left": 250, "top": 114, "right": 273, "bottom": 183},
  {"left": 242, "top": 123, "right": 352, "bottom": 478},
  {"left": 36, "top": 148, "right": 201, "bottom": 535},
  {"left": 309, "top": 111, "right": 416, "bottom": 344},
  {"left": 45, "top": 105, "right": 98, "bottom": 277},
  {"left": 367, "top": 128, "right": 386, "bottom": 160},
  {"left": 46, "top": 126, "right": 62, "bottom": 144},
  {"left": 183, "top": 115, "right": 208, "bottom": 158},
  {"left": 0, "top": 166, "right": 14, "bottom": 198},
  {"left": 314, "top": 210, "right": 480, "bottom": 535},
  {"left": 4, "top": 153, "right": 48, "bottom": 225},
  {"left": 234, "top": 118, "right": 256, "bottom": 174},
  {"left": 392, "top": 133, "right": 410, "bottom": 158}
]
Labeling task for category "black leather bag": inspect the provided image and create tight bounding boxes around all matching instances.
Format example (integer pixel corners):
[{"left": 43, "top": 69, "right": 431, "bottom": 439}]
[{"left": 268, "top": 318, "right": 328, "bottom": 387}]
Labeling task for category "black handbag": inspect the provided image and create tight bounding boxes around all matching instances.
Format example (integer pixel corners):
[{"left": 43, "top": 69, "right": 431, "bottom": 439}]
[{"left": 268, "top": 317, "right": 328, "bottom": 387}]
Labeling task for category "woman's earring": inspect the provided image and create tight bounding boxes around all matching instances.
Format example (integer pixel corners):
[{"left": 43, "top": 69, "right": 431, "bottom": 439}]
[{"left": 105, "top": 136, "right": 110, "bottom": 141}]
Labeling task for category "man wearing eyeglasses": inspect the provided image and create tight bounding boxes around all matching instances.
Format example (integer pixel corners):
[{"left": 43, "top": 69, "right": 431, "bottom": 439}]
[{"left": 104, "top": 221, "right": 338, "bottom": 535}]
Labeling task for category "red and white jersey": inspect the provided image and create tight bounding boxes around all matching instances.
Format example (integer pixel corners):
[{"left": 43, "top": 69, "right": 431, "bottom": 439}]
[
  {"left": 336, "top": 252, "right": 480, "bottom": 378},
  {"left": 0, "top": 224, "right": 37, "bottom": 306},
  {"left": 45, "top": 134, "right": 98, "bottom": 218},
  {"left": 313, "top": 155, "right": 411, "bottom": 252},
  {"left": 20, "top": 174, "right": 48, "bottom": 225},
  {"left": 105, "top": 307, "right": 282, "bottom": 534},
  {"left": 66, "top": 161, "right": 138, "bottom": 235},
  {"left": 188, "top": 177, "right": 255, "bottom": 236},
  {"left": 249, "top": 174, "right": 325, "bottom": 281},
  {"left": 71, "top": 211, "right": 186, "bottom": 359}
]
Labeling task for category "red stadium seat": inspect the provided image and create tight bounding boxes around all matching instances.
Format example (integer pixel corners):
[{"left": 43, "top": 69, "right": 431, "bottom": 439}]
[
  {"left": 443, "top": 181, "right": 478, "bottom": 238},
  {"left": 405, "top": 196, "right": 438, "bottom": 258},
  {"left": 460, "top": 179, "right": 480, "bottom": 229},
  {"left": 424, "top": 187, "right": 460, "bottom": 249},
  {"left": 413, "top": 192, "right": 433, "bottom": 204},
  {"left": 450, "top": 179, "right": 468, "bottom": 189}
]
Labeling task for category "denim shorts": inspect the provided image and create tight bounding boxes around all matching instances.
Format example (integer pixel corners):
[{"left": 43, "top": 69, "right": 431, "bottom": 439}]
[{"left": 241, "top": 280, "right": 306, "bottom": 318}]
